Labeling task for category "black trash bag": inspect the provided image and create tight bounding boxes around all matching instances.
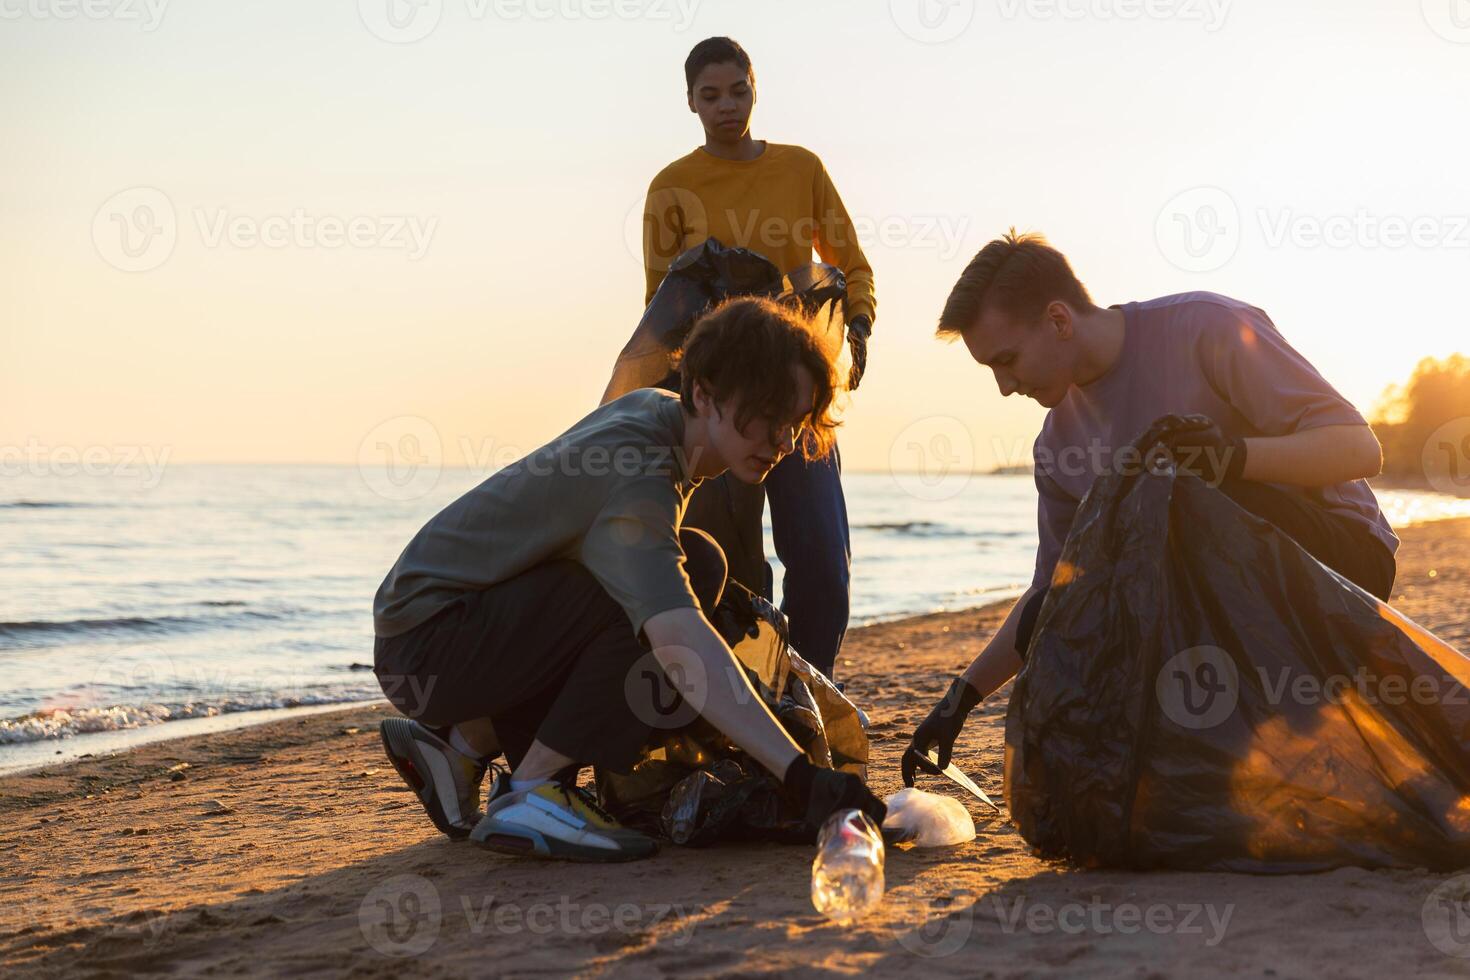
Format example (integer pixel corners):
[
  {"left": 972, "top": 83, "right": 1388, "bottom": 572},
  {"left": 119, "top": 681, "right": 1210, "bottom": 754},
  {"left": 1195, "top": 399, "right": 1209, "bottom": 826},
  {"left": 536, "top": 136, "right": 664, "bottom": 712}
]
[
  {"left": 1005, "top": 414, "right": 1470, "bottom": 872},
  {"left": 599, "top": 237, "right": 850, "bottom": 596},
  {"left": 595, "top": 578, "right": 870, "bottom": 846},
  {"left": 600, "top": 237, "right": 849, "bottom": 404}
]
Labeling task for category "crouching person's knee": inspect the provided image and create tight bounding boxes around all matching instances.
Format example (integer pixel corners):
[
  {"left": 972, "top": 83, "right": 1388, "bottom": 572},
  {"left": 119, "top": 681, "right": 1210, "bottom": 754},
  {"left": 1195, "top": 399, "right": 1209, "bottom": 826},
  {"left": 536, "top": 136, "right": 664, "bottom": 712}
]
[{"left": 678, "top": 527, "right": 727, "bottom": 616}]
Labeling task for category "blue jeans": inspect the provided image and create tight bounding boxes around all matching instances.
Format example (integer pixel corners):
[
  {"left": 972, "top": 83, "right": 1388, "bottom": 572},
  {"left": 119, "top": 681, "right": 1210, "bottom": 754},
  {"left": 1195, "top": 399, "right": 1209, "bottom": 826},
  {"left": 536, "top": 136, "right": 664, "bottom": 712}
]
[{"left": 765, "top": 444, "right": 851, "bottom": 678}]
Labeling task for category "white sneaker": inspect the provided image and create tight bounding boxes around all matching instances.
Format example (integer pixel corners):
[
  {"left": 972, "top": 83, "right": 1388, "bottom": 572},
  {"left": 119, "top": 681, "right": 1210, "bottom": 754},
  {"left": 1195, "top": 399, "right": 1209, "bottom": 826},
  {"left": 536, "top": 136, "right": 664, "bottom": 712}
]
[
  {"left": 470, "top": 781, "right": 659, "bottom": 862},
  {"left": 379, "top": 718, "right": 494, "bottom": 839}
]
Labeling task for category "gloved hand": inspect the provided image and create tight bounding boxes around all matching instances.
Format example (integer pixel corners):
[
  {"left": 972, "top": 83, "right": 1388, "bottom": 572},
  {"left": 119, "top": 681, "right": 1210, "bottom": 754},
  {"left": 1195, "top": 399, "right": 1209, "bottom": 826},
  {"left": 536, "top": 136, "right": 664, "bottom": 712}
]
[
  {"left": 902, "top": 676, "right": 982, "bottom": 786},
  {"left": 783, "top": 755, "right": 887, "bottom": 832},
  {"left": 845, "top": 315, "right": 872, "bottom": 391},
  {"left": 1150, "top": 414, "right": 1247, "bottom": 486}
]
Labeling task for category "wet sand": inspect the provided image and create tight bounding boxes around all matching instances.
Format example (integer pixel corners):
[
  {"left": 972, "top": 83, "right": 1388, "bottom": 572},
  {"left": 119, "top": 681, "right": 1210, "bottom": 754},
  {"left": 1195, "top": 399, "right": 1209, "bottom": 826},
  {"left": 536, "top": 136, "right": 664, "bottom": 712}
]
[{"left": 3, "top": 518, "right": 1469, "bottom": 978}]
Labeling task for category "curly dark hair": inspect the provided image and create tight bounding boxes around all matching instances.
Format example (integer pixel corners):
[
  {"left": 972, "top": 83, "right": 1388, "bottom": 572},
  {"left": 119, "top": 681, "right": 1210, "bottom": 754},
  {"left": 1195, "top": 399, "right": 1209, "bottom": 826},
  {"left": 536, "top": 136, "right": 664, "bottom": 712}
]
[{"left": 675, "top": 296, "right": 840, "bottom": 461}]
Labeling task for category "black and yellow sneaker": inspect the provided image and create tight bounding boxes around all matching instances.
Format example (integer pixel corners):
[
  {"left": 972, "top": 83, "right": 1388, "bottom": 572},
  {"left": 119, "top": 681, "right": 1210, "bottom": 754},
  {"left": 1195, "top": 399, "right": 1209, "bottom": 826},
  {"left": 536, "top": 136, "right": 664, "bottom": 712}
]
[
  {"left": 470, "top": 780, "right": 658, "bottom": 862},
  {"left": 379, "top": 718, "right": 495, "bottom": 839}
]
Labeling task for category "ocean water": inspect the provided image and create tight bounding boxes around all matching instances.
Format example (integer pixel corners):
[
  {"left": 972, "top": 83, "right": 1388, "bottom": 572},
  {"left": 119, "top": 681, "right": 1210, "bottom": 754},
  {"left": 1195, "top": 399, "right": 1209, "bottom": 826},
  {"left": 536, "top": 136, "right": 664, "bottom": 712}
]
[{"left": 3, "top": 464, "right": 1467, "bottom": 767}]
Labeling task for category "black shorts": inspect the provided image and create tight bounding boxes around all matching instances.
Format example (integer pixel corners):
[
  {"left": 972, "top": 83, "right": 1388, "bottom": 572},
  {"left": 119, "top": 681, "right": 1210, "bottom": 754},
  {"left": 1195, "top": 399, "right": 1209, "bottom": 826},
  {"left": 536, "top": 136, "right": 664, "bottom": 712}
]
[{"left": 374, "top": 528, "right": 726, "bottom": 773}]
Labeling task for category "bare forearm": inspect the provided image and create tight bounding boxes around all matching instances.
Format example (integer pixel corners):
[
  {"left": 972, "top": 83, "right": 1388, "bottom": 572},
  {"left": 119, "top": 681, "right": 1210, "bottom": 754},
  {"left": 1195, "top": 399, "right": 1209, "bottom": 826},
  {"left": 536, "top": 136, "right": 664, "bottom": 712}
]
[
  {"left": 1241, "top": 424, "right": 1382, "bottom": 487},
  {"left": 647, "top": 614, "right": 802, "bottom": 777},
  {"left": 958, "top": 588, "right": 1033, "bottom": 699}
]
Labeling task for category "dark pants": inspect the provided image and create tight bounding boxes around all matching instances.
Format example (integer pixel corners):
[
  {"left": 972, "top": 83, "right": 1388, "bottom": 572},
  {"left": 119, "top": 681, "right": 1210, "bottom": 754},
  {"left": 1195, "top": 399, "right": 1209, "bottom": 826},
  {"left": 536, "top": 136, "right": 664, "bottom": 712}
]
[
  {"left": 374, "top": 528, "right": 727, "bottom": 774},
  {"left": 1017, "top": 478, "right": 1397, "bottom": 655},
  {"left": 765, "top": 443, "right": 852, "bottom": 679}
]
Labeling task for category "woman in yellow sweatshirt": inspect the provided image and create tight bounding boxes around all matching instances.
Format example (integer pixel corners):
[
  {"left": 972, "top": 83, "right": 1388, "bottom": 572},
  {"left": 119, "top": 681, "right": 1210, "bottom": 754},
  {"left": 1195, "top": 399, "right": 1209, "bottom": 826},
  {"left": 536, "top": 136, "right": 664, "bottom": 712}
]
[{"left": 639, "top": 36, "right": 877, "bottom": 679}]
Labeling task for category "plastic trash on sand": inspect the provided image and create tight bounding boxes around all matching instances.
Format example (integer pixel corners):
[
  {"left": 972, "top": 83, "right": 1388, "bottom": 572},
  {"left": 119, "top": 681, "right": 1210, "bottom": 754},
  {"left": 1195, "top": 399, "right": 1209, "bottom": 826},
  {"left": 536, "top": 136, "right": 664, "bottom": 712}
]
[
  {"left": 596, "top": 580, "right": 873, "bottom": 846},
  {"left": 1005, "top": 414, "right": 1470, "bottom": 872},
  {"left": 882, "top": 788, "right": 977, "bottom": 847},
  {"left": 812, "top": 809, "right": 885, "bottom": 923}
]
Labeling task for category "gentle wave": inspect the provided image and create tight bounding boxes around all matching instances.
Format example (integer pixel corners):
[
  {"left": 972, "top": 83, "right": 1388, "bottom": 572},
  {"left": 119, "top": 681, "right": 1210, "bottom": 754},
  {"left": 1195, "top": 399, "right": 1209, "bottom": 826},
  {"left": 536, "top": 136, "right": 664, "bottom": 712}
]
[
  {"left": 0, "top": 607, "right": 293, "bottom": 642},
  {"left": 0, "top": 688, "right": 381, "bottom": 745},
  {"left": 854, "top": 520, "right": 968, "bottom": 537},
  {"left": 0, "top": 500, "right": 101, "bottom": 509}
]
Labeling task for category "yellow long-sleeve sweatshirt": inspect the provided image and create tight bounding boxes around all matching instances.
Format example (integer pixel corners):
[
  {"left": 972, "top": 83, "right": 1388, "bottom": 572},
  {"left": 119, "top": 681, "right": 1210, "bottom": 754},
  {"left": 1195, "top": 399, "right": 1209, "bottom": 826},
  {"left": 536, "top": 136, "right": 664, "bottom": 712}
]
[{"left": 642, "top": 142, "right": 877, "bottom": 325}]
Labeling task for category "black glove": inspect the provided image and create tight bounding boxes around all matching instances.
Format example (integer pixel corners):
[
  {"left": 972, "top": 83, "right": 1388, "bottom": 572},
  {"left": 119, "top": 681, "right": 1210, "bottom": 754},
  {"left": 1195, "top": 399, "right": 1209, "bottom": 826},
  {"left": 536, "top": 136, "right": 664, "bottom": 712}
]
[
  {"left": 1150, "top": 414, "right": 1247, "bottom": 486},
  {"left": 783, "top": 756, "right": 886, "bottom": 832},
  {"left": 902, "top": 676, "right": 982, "bottom": 786},
  {"left": 845, "top": 315, "right": 872, "bottom": 391}
]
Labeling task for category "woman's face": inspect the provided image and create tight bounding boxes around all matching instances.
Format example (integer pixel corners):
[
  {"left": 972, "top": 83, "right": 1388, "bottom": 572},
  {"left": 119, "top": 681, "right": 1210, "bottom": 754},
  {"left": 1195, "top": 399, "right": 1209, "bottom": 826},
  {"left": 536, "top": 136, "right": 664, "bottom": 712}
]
[{"left": 687, "top": 61, "right": 755, "bottom": 143}]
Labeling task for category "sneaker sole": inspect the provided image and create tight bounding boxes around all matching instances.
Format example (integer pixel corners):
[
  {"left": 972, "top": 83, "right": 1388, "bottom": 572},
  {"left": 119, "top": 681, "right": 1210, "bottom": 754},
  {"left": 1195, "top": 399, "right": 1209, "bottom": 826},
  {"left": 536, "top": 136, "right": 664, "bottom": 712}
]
[
  {"left": 470, "top": 822, "right": 658, "bottom": 863},
  {"left": 379, "top": 718, "right": 472, "bottom": 840}
]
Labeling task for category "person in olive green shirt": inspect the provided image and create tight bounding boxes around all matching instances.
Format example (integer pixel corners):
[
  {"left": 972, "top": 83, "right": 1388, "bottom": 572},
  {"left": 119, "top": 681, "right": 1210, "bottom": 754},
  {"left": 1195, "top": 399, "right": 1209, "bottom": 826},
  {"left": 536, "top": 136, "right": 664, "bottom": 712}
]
[
  {"left": 374, "top": 297, "right": 885, "bottom": 862},
  {"left": 640, "top": 36, "right": 875, "bottom": 679}
]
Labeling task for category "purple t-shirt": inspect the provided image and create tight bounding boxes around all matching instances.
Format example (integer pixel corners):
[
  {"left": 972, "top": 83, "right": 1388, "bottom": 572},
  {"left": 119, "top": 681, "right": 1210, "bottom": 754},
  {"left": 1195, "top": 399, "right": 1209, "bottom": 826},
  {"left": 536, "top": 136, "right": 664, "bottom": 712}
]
[{"left": 1031, "top": 292, "right": 1398, "bottom": 590}]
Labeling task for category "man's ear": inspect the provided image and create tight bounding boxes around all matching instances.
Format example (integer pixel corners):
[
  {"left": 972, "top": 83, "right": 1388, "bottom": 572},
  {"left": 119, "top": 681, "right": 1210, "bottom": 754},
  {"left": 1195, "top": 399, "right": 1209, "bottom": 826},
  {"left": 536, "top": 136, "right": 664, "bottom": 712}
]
[
  {"left": 687, "top": 92, "right": 697, "bottom": 114},
  {"left": 1048, "top": 301, "right": 1075, "bottom": 341}
]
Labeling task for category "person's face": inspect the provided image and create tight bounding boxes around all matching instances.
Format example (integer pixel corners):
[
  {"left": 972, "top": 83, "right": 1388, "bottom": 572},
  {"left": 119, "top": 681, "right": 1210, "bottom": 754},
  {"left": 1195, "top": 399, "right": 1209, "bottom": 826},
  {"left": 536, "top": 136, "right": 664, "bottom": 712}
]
[
  {"left": 687, "top": 61, "right": 755, "bottom": 142},
  {"left": 694, "top": 365, "right": 816, "bottom": 484},
  {"left": 961, "top": 302, "right": 1077, "bottom": 409}
]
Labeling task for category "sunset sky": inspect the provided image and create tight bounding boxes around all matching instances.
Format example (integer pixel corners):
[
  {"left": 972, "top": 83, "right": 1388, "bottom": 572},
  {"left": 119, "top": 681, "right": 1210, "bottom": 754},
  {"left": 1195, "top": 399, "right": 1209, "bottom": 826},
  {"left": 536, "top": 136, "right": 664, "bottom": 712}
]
[{"left": 4, "top": 0, "right": 1469, "bottom": 474}]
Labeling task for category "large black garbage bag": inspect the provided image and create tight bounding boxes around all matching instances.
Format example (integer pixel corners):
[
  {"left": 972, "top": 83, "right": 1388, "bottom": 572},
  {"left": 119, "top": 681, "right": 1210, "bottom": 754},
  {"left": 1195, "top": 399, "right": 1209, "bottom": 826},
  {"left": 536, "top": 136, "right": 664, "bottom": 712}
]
[
  {"left": 595, "top": 579, "right": 870, "bottom": 846},
  {"left": 1005, "top": 415, "right": 1470, "bottom": 872},
  {"left": 599, "top": 237, "right": 849, "bottom": 595}
]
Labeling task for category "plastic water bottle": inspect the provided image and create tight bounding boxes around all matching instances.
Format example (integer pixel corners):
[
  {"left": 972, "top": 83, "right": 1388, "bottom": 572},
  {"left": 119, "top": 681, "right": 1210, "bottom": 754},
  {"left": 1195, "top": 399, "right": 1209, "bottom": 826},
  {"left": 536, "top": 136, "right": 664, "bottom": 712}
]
[{"left": 810, "top": 809, "right": 885, "bottom": 923}]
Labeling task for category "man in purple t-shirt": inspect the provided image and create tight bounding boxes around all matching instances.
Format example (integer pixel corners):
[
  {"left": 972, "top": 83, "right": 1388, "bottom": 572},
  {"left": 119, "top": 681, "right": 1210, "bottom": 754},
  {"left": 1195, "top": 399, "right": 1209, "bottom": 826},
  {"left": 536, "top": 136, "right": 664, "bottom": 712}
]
[{"left": 904, "top": 230, "right": 1399, "bottom": 774}]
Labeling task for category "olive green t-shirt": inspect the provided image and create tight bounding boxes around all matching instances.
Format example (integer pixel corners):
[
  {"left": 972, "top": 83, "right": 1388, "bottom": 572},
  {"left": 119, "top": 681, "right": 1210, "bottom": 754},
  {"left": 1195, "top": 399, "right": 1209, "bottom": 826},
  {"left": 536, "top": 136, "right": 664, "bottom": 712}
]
[{"left": 373, "top": 389, "right": 704, "bottom": 640}]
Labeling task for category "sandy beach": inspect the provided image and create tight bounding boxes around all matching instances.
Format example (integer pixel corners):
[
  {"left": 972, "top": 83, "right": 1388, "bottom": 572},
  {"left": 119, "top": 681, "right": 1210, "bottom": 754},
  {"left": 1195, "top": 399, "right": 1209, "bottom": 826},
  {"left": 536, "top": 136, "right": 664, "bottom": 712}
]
[{"left": 3, "top": 517, "right": 1469, "bottom": 979}]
